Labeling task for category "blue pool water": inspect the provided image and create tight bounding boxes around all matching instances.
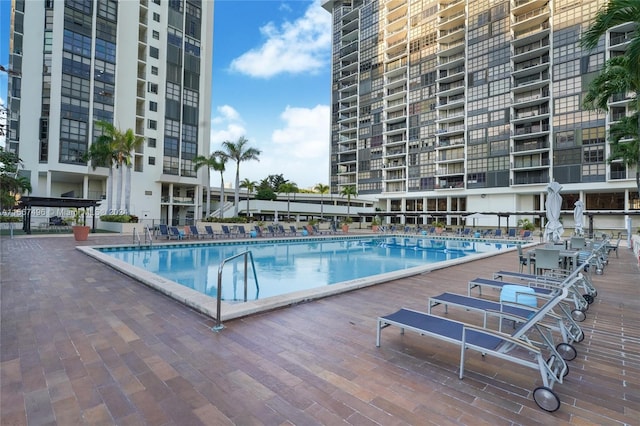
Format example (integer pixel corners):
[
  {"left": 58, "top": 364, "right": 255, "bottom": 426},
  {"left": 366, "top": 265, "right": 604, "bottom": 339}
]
[{"left": 100, "top": 237, "right": 513, "bottom": 302}]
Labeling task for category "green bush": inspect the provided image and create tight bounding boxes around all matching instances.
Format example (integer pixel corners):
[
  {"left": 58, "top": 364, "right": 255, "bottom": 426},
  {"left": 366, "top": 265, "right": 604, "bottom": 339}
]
[
  {"left": 202, "top": 216, "right": 248, "bottom": 223},
  {"left": 0, "top": 215, "right": 21, "bottom": 223},
  {"left": 100, "top": 214, "right": 138, "bottom": 223}
]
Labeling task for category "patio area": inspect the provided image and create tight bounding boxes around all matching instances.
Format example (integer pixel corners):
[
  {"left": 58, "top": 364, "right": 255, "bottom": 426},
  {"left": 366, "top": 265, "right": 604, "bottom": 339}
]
[{"left": 1, "top": 234, "right": 639, "bottom": 425}]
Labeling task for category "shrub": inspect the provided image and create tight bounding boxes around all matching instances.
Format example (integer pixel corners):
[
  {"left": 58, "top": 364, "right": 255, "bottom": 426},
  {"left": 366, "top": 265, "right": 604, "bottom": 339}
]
[
  {"left": 100, "top": 214, "right": 137, "bottom": 223},
  {"left": 0, "top": 215, "right": 21, "bottom": 223}
]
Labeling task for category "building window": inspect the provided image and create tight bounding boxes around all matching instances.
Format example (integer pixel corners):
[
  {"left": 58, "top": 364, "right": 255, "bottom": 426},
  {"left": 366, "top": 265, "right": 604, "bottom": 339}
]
[
  {"left": 148, "top": 137, "right": 156, "bottom": 148},
  {"left": 149, "top": 156, "right": 156, "bottom": 165},
  {"left": 149, "top": 101, "right": 157, "bottom": 111},
  {"left": 148, "top": 82, "right": 158, "bottom": 94},
  {"left": 148, "top": 119, "right": 157, "bottom": 130},
  {"left": 152, "top": 30, "right": 159, "bottom": 40},
  {"left": 153, "top": 12, "right": 160, "bottom": 22},
  {"left": 151, "top": 66, "right": 158, "bottom": 76},
  {"left": 150, "top": 46, "right": 159, "bottom": 59}
]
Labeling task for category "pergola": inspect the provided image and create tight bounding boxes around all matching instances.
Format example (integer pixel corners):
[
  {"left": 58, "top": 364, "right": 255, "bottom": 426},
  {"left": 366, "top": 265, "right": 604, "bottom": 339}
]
[
  {"left": 359, "top": 210, "right": 640, "bottom": 238},
  {"left": 17, "top": 196, "right": 102, "bottom": 234}
]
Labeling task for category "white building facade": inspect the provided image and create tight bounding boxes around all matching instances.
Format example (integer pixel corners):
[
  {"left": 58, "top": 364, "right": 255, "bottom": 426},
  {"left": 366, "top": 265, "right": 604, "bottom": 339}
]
[{"left": 6, "top": 0, "right": 213, "bottom": 226}]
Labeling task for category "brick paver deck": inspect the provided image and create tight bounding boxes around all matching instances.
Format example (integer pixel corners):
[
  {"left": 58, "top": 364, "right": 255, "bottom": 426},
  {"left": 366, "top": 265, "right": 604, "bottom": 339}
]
[{"left": 1, "top": 234, "right": 638, "bottom": 425}]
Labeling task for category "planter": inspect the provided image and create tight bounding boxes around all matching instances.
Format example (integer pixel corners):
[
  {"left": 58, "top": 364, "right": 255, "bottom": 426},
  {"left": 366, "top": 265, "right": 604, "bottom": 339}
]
[
  {"left": 371, "top": 225, "right": 379, "bottom": 232},
  {"left": 72, "top": 225, "right": 90, "bottom": 241},
  {"left": 342, "top": 225, "right": 349, "bottom": 233},
  {"left": 435, "top": 227, "right": 444, "bottom": 234}
]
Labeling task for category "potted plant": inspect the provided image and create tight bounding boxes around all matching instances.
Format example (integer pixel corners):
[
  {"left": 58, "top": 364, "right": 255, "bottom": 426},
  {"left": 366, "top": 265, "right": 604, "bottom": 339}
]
[
  {"left": 434, "top": 220, "right": 445, "bottom": 234},
  {"left": 371, "top": 217, "right": 381, "bottom": 232},
  {"left": 341, "top": 217, "right": 353, "bottom": 233},
  {"left": 72, "top": 208, "right": 90, "bottom": 241},
  {"left": 517, "top": 218, "right": 535, "bottom": 236}
]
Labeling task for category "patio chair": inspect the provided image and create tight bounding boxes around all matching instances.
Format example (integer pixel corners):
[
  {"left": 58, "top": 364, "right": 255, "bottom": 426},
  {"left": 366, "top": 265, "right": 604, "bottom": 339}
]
[
  {"left": 606, "top": 233, "right": 621, "bottom": 258},
  {"left": 570, "top": 236, "right": 586, "bottom": 250},
  {"left": 428, "top": 287, "right": 584, "bottom": 361},
  {"left": 507, "top": 228, "right": 517, "bottom": 239},
  {"left": 189, "top": 225, "right": 204, "bottom": 239},
  {"left": 517, "top": 244, "right": 531, "bottom": 273},
  {"left": 494, "top": 229, "right": 502, "bottom": 238},
  {"left": 158, "top": 224, "right": 170, "bottom": 239},
  {"left": 377, "top": 286, "right": 571, "bottom": 412},
  {"left": 168, "top": 226, "right": 183, "bottom": 240},
  {"left": 288, "top": 225, "right": 298, "bottom": 236},
  {"left": 220, "top": 225, "right": 233, "bottom": 238},
  {"left": 237, "top": 225, "right": 247, "bottom": 238},
  {"left": 204, "top": 225, "right": 219, "bottom": 239},
  {"left": 277, "top": 224, "right": 288, "bottom": 236}
]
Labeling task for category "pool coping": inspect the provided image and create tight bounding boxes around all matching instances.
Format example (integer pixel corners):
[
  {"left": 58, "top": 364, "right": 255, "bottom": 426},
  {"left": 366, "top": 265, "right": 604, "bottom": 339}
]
[{"left": 77, "top": 235, "right": 537, "bottom": 325}]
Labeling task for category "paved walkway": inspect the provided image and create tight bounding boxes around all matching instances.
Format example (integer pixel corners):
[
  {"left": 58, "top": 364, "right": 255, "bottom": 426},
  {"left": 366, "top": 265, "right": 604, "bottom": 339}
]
[{"left": 1, "top": 234, "right": 639, "bottom": 425}]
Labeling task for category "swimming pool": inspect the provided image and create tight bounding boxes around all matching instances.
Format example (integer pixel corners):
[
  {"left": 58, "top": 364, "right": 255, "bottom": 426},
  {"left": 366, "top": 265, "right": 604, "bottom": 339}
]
[{"left": 80, "top": 235, "right": 522, "bottom": 322}]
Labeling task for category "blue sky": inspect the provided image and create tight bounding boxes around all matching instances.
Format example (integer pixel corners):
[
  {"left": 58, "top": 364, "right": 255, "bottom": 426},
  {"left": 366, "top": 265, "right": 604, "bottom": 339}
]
[{"left": 0, "top": 0, "right": 332, "bottom": 189}]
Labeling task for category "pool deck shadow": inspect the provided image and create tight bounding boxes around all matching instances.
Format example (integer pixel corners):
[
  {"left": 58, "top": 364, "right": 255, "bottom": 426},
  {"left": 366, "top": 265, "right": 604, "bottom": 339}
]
[{"left": 1, "top": 233, "right": 639, "bottom": 425}]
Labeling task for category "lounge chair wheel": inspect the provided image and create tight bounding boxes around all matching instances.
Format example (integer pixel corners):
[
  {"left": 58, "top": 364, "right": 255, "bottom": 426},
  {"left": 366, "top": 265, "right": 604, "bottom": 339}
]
[
  {"left": 556, "top": 343, "right": 577, "bottom": 361},
  {"left": 571, "top": 309, "right": 586, "bottom": 322},
  {"left": 583, "top": 294, "right": 594, "bottom": 304},
  {"left": 533, "top": 386, "right": 561, "bottom": 412}
]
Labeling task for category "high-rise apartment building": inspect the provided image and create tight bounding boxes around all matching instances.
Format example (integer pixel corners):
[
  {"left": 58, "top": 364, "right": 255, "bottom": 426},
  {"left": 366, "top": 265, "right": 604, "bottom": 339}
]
[
  {"left": 322, "top": 0, "right": 638, "bottom": 228},
  {"left": 6, "top": 0, "right": 213, "bottom": 225}
]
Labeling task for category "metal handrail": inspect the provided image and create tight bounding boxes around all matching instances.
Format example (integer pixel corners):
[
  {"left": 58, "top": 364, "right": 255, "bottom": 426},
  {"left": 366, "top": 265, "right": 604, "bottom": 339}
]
[
  {"left": 133, "top": 228, "right": 141, "bottom": 246},
  {"left": 144, "top": 226, "right": 153, "bottom": 246},
  {"left": 213, "top": 250, "right": 259, "bottom": 331}
]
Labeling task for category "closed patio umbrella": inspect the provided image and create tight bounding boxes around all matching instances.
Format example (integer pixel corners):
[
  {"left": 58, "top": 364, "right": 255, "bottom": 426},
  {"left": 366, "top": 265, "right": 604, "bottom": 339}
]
[{"left": 544, "top": 181, "right": 564, "bottom": 243}]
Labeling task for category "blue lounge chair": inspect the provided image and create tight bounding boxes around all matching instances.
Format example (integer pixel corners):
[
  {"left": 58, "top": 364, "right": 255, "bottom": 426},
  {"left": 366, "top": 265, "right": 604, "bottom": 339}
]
[
  {"left": 221, "top": 225, "right": 233, "bottom": 238},
  {"left": 168, "top": 226, "right": 183, "bottom": 240},
  {"left": 377, "top": 286, "right": 571, "bottom": 412},
  {"left": 288, "top": 225, "right": 298, "bottom": 236},
  {"left": 507, "top": 228, "right": 517, "bottom": 238},
  {"left": 494, "top": 229, "right": 502, "bottom": 238},
  {"left": 237, "top": 225, "right": 247, "bottom": 238},
  {"left": 158, "top": 224, "right": 170, "bottom": 239},
  {"left": 428, "top": 290, "right": 584, "bottom": 361},
  {"left": 189, "top": 225, "right": 203, "bottom": 239},
  {"left": 204, "top": 225, "right": 219, "bottom": 238}
]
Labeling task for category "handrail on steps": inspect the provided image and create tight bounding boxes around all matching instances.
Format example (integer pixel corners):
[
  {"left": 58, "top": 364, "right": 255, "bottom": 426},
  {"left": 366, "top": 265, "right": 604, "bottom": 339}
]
[{"left": 213, "top": 250, "right": 259, "bottom": 331}]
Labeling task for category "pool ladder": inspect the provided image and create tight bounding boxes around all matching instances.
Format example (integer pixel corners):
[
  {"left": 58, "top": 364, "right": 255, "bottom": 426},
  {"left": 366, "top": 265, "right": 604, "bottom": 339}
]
[
  {"left": 133, "top": 226, "right": 153, "bottom": 248},
  {"left": 213, "top": 250, "right": 259, "bottom": 332}
]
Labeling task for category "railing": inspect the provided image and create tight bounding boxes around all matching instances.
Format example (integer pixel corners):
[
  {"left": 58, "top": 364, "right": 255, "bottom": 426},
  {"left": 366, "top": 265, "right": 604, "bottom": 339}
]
[
  {"left": 213, "top": 250, "right": 259, "bottom": 331},
  {"left": 133, "top": 226, "right": 153, "bottom": 247},
  {"left": 133, "top": 228, "right": 141, "bottom": 246}
]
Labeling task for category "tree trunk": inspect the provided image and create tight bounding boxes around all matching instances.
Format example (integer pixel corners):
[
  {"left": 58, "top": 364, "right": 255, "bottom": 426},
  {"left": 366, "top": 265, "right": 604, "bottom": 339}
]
[
  {"left": 234, "top": 165, "right": 240, "bottom": 216},
  {"left": 219, "top": 173, "right": 225, "bottom": 219},
  {"left": 205, "top": 168, "right": 211, "bottom": 217},
  {"left": 106, "top": 166, "right": 114, "bottom": 214},
  {"left": 124, "top": 165, "right": 132, "bottom": 214},
  {"left": 116, "top": 164, "right": 123, "bottom": 213}
]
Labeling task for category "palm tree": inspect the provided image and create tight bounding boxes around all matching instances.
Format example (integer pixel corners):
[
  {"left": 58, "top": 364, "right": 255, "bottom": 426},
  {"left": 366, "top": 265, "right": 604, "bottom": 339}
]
[
  {"left": 277, "top": 182, "right": 298, "bottom": 222},
  {"left": 194, "top": 153, "right": 222, "bottom": 218},
  {"left": 581, "top": 0, "right": 640, "bottom": 69},
  {"left": 120, "top": 129, "right": 145, "bottom": 214},
  {"left": 88, "top": 120, "right": 120, "bottom": 214},
  {"left": 340, "top": 185, "right": 357, "bottom": 217},
  {"left": 582, "top": 0, "right": 640, "bottom": 197},
  {"left": 314, "top": 183, "right": 329, "bottom": 220},
  {"left": 240, "top": 178, "right": 257, "bottom": 220},
  {"left": 221, "top": 137, "right": 261, "bottom": 216},
  {"left": 213, "top": 153, "right": 228, "bottom": 219}
]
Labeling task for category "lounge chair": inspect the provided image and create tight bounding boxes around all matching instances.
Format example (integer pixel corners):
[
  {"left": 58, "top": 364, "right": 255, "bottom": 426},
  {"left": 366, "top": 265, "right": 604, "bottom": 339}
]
[
  {"left": 277, "top": 224, "right": 288, "bottom": 236},
  {"left": 288, "top": 225, "right": 298, "bottom": 236},
  {"left": 189, "top": 225, "right": 204, "bottom": 239},
  {"left": 168, "top": 226, "right": 183, "bottom": 240},
  {"left": 237, "top": 225, "right": 247, "bottom": 238},
  {"left": 221, "top": 225, "right": 233, "bottom": 238},
  {"left": 428, "top": 289, "right": 584, "bottom": 361},
  {"left": 158, "top": 224, "right": 170, "bottom": 239},
  {"left": 376, "top": 286, "right": 571, "bottom": 412},
  {"left": 507, "top": 228, "right": 517, "bottom": 239},
  {"left": 494, "top": 229, "right": 502, "bottom": 238},
  {"left": 204, "top": 225, "right": 219, "bottom": 238},
  {"left": 517, "top": 244, "right": 530, "bottom": 273}
]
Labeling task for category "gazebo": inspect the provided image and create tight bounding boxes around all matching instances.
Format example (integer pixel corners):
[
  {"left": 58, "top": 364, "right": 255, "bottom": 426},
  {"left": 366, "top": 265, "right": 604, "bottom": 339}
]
[{"left": 17, "top": 196, "right": 102, "bottom": 234}]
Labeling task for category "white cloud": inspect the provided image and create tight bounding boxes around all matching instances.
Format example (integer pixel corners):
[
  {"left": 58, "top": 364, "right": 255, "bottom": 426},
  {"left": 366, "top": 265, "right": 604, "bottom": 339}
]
[
  {"left": 229, "top": 1, "right": 331, "bottom": 78},
  {"left": 209, "top": 104, "right": 330, "bottom": 189},
  {"left": 209, "top": 105, "right": 246, "bottom": 150}
]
